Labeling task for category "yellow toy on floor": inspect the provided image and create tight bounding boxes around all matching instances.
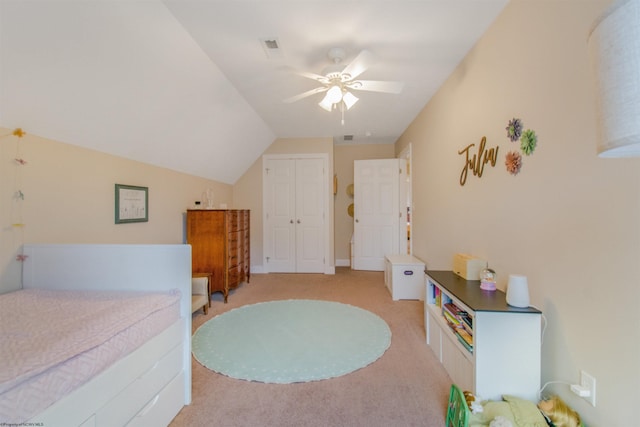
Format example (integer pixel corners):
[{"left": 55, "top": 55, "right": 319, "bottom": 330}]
[{"left": 446, "top": 384, "right": 583, "bottom": 427}]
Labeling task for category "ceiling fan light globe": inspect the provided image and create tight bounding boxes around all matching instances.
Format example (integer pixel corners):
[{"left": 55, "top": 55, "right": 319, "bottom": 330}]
[
  {"left": 318, "top": 94, "right": 334, "bottom": 112},
  {"left": 343, "top": 91, "right": 359, "bottom": 110},
  {"left": 326, "top": 85, "right": 343, "bottom": 104}
]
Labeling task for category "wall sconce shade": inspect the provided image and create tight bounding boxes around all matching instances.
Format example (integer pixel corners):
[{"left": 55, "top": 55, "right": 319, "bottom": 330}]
[
  {"left": 588, "top": 0, "right": 640, "bottom": 157},
  {"left": 506, "top": 274, "right": 530, "bottom": 308}
]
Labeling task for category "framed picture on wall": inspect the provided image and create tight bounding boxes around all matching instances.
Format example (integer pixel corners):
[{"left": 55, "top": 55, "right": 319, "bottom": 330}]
[{"left": 115, "top": 184, "right": 148, "bottom": 224}]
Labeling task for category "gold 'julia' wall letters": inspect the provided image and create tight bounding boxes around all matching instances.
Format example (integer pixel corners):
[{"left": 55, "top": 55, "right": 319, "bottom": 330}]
[{"left": 458, "top": 136, "right": 499, "bottom": 186}]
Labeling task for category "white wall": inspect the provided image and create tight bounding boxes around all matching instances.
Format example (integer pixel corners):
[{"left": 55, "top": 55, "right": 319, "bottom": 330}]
[{"left": 396, "top": 1, "right": 638, "bottom": 425}]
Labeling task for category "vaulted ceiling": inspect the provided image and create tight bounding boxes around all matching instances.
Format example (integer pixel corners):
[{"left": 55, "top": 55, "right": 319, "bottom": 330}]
[{"left": 0, "top": 0, "right": 508, "bottom": 184}]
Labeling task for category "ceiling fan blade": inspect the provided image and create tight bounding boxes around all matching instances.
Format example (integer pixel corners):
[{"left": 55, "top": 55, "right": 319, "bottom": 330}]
[
  {"left": 281, "top": 66, "right": 329, "bottom": 84},
  {"left": 348, "top": 80, "right": 404, "bottom": 94},
  {"left": 296, "top": 70, "right": 330, "bottom": 83},
  {"left": 283, "top": 86, "right": 328, "bottom": 103},
  {"left": 341, "top": 50, "right": 375, "bottom": 80}
]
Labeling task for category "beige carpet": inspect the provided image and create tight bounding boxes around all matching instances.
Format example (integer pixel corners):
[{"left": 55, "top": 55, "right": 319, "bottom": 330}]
[{"left": 170, "top": 267, "right": 451, "bottom": 427}]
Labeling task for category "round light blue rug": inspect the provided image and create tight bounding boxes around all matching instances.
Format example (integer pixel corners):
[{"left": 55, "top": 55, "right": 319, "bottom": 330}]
[{"left": 192, "top": 299, "right": 392, "bottom": 383}]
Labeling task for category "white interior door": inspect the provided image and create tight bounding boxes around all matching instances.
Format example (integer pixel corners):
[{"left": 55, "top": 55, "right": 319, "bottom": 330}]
[
  {"left": 264, "top": 158, "right": 296, "bottom": 272},
  {"left": 295, "top": 158, "right": 325, "bottom": 273},
  {"left": 353, "top": 159, "right": 400, "bottom": 271},
  {"left": 264, "top": 156, "right": 326, "bottom": 273}
]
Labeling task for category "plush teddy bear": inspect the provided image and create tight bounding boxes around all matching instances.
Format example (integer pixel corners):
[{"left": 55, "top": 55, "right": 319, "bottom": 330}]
[{"left": 463, "top": 390, "right": 484, "bottom": 414}]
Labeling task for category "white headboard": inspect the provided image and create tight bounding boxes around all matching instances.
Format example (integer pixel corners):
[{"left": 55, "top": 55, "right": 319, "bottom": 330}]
[{"left": 23, "top": 243, "right": 191, "bottom": 314}]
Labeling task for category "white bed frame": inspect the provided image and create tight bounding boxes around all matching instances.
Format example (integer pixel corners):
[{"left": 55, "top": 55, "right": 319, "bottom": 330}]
[{"left": 21, "top": 244, "right": 192, "bottom": 427}]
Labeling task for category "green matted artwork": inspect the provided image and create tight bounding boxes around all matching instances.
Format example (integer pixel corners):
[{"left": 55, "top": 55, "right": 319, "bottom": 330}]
[{"left": 115, "top": 184, "right": 148, "bottom": 224}]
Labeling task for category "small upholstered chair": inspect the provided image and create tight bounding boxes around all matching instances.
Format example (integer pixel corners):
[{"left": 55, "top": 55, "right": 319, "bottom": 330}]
[{"left": 191, "top": 276, "right": 209, "bottom": 315}]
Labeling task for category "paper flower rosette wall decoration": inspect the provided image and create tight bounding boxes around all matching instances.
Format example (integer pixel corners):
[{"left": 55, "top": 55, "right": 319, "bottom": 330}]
[
  {"left": 506, "top": 118, "right": 523, "bottom": 142},
  {"left": 505, "top": 151, "right": 523, "bottom": 175},
  {"left": 504, "top": 118, "right": 537, "bottom": 175},
  {"left": 520, "top": 129, "right": 537, "bottom": 155}
]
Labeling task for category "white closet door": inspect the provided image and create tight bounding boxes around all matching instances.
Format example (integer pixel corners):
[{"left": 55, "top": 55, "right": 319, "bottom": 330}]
[
  {"left": 264, "top": 156, "right": 325, "bottom": 273},
  {"left": 353, "top": 159, "right": 400, "bottom": 271},
  {"left": 264, "top": 158, "right": 296, "bottom": 272},
  {"left": 295, "top": 158, "right": 325, "bottom": 273}
]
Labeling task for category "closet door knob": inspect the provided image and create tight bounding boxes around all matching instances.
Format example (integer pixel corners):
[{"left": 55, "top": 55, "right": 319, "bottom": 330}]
[
  {"left": 290, "top": 220, "right": 294, "bottom": 224},
  {"left": 297, "top": 219, "right": 301, "bottom": 224}
]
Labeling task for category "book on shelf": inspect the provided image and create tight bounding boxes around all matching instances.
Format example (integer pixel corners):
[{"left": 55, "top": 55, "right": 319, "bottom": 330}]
[
  {"left": 462, "top": 320, "right": 473, "bottom": 336},
  {"left": 443, "top": 302, "right": 464, "bottom": 316},
  {"left": 443, "top": 302, "right": 472, "bottom": 332},
  {"left": 460, "top": 313, "right": 473, "bottom": 335},
  {"left": 457, "top": 334, "right": 473, "bottom": 353},
  {"left": 456, "top": 329, "right": 473, "bottom": 353},
  {"left": 443, "top": 310, "right": 463, "bottom": 327},
  {"left": 443, "top": 303, "right": 466, "bottom": 322},
  {"left": 430, "top": 285, "right": 442, "bottom": 307},
  {"left": 456, "top": 329, "right": 473, "bottom": 345}
]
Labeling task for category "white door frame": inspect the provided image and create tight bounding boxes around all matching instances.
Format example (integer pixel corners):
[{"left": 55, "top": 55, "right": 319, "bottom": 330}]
[
  {"left": 399, "top": 143, "right": 413, "bottom": 255},
  {"left": 262, "top": 153, "right": 332, "bottom": 274}
]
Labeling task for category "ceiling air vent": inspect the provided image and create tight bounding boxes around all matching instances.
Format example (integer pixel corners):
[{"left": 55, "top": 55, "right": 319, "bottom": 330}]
[
  {"left": 263, "top": 39, "right": 279, "bottom": 49},
  {"left": 343, "top": 135, "right": 354, "bottom": 141},
  {"left": 260, "top": 38, "right": 283, "bottom": 59}
]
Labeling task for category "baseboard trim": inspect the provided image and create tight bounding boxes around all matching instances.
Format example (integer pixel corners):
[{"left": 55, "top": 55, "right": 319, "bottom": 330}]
[
  {"left": 335, "top": 258, "right": 350, "bottom": 267},
  {"left": 250, "top": 265, "right": 265, "bottom": 274},
  {"left": 324, "top": 265, "right": 336, "bottom": 275},
  {"left": 252, "top": 265, "right": 337, "bottom": 275}
]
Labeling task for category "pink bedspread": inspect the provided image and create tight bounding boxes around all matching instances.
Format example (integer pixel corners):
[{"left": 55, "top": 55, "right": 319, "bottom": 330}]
[{"left": 0, "top": 288, "right": 181, "bottom": 423}]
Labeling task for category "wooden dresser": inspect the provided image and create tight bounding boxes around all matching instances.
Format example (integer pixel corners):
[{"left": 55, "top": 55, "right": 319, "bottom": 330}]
[{"left": 186, "top": 209, "right": 250, "bottom": 303}]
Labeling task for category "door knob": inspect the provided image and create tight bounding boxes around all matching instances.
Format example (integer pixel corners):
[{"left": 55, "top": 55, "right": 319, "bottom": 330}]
[
  {"left": 290, "top": 220, "right": 294, "bottom": 224},
  {"left": 355, "top": 219, "right": 359, "bottom": 223},
  {"left": 297, "top": 219, "right": 301, "bottom": 224}
]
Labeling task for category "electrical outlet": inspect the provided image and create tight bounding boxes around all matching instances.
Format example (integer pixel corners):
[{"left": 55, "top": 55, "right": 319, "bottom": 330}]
[{"left": 580, "top": 370, "right": 596, "bottom": 406}]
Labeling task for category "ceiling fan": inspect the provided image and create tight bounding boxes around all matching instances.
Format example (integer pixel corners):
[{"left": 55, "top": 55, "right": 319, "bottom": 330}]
[{"left": 284, "top": 48, "right": 404, "bottom": 118}]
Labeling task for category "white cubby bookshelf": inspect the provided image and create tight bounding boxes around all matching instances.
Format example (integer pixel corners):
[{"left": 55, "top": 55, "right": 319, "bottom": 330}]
[{"left": 425, "top": 271, "right": 542, "bottom": 401}]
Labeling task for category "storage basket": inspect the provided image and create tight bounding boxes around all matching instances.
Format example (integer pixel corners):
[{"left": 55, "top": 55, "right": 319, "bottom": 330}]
[{"left": 446, "top": 384, "right": 470, "bottom": 427}]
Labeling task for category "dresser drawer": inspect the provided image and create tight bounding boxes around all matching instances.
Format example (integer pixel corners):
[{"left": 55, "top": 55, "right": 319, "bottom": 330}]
[
  {"left": 226, "top": 210, "right": 240, "bottom": 229},
  {"left": 95, "top": 344, "right": 183, "bottom": 427},
  {"left": 227, "top": 265, "right": 242, "bottom": 288},
  {"left": 126, "top": 371, "right": 185, "bottom": 427},
  {"left": 227, "top": 247, "right": 239, "bottom": 268},
  {"left": 241, "top": 210, "right": 249, "bottom": 230},
  {"left": 228, "top": 230, "right": 240, "bottom": 246}
]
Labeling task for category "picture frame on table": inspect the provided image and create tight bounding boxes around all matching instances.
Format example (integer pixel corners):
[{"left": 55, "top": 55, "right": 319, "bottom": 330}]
[{"left": 115, "top": 184, "right": 148, "bottom": 224}]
